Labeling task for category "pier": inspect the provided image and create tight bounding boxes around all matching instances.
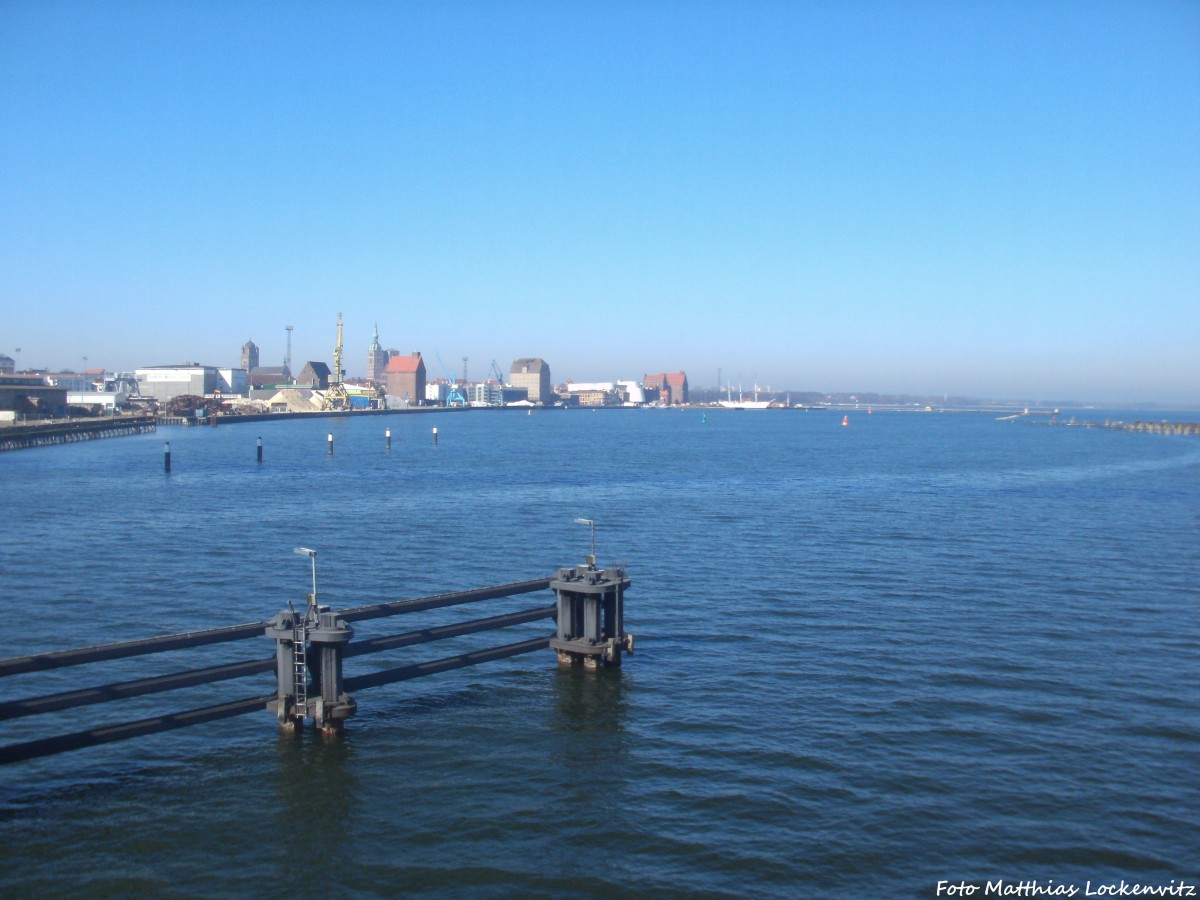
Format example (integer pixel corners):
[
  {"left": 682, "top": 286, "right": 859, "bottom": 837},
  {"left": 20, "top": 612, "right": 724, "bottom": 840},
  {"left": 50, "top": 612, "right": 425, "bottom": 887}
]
[
  {"left": 0, "top": 560, "right": 633, "bottom": 764},
  {"left": 0, "top": 415, "right": 157, "bottom": 451}
]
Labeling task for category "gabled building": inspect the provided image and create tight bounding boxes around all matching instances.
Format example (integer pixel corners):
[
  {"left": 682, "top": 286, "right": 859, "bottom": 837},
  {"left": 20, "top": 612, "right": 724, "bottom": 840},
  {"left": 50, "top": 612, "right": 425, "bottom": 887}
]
[
  {"left": 642, "top": 373, "right": 667, "bottom": 404},
  {"left": 644, "top": 371, "right": 688, "bottom": 405},
  {"left": 297, "top": 361, "right": 331, "bottom": 390},
  {"left": 666, "top": 372, "right": 688, "bottom": 405},
  {"left": 385, "top": 352, "right": 426, "bottom": 405}
]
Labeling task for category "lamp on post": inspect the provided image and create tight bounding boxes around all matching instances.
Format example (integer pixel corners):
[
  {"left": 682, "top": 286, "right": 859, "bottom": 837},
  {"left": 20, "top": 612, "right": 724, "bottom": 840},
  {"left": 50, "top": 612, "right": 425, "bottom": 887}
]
[
  {"left": 573, "top": 518, "right": 596, "bottom": 569},
  {"left": 294, "top": 547, "right": 317, "bottom": 611}
]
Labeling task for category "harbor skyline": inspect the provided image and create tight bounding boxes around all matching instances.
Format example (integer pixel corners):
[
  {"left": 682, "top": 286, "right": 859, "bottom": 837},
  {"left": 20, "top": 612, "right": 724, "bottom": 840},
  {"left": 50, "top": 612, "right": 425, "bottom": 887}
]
[{"left": 2, "top": 3, "right": 1197, "bottom": 405}]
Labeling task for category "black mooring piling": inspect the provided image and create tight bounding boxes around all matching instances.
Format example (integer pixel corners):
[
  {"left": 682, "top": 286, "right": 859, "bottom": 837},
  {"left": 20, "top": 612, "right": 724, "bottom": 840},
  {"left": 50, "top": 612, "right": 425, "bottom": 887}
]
[
  {"left": 386, "top": 428, "right": 391, "bottom": 450},
  {"left": 327, "top": 432, "right": 333, "bottom": 455},
  {"left": 163, "top": 441, "right": 171, "bottom": 473},
  {"left": 549, "top": 564, "right": 634, "bottom": 669},
  {"left": 257, "top": 437, "right": 263, "bottom": 463}
]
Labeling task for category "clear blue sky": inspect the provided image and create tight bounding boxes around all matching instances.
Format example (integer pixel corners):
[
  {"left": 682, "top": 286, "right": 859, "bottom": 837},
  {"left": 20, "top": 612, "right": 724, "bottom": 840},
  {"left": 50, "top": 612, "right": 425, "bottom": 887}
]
[{"left": 2, "top": 1, "right": 1197, "bottom": 403}]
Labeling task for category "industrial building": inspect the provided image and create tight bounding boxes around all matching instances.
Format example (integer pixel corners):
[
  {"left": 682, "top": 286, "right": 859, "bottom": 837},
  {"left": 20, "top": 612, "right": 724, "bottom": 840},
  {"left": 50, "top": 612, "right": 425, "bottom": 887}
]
[
  {"left": 135, "top": 364, "right": 248, "bottom": 404},
  {"left": 0, "top": 374, "right": 68, "bottom": 419},
  {"left": 67, "top": 391, "right": 128, "bottom": 413},
  {"left": 510, "top": 358, "right": 551, "bottom": 405}
]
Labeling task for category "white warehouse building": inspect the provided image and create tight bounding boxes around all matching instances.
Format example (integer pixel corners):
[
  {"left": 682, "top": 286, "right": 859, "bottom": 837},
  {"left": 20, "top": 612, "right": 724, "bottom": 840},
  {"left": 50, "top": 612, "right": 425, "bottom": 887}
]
[{"left": 135, "top": 364, "right": 248, "bottom": 403}]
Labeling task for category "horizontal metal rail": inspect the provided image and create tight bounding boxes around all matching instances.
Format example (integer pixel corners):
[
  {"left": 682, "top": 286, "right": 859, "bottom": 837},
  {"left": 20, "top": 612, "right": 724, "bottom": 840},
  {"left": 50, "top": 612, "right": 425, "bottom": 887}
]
[
  {"left": 0, "top": 605, "right": 556, "bottom": 722},
  {"left": 0, "top": 622, "right": 268, "bottom": 678},
  {"left": 339, "top": 578, "right": 552, "bottom": 623},
  {"left": 0, "top": 693, "right": 275, "bottom": 765},
  {"left": 344, "top": 637, "right": 552, "bottom": 692},
  {"left": 345, "top": 604, "right": 555, "bottom": 658},
  {"left": 0, "top": 579, "right": 553, "bottom": 678},
  {"left": 0, "top": 636, "right": 553, "bottom": 765},
  {"left": 0, "top": 657, "right": 276, "bottom": 722},
  {"left": 0, "top": 582, "right": 561, "bottom": 764}
]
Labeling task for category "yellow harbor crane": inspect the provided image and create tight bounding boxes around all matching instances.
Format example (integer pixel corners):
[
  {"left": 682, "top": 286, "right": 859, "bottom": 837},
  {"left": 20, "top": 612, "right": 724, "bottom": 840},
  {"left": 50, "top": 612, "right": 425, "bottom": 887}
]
[{"left": 322, "top": 312, "right": 351, "bottom": 410}]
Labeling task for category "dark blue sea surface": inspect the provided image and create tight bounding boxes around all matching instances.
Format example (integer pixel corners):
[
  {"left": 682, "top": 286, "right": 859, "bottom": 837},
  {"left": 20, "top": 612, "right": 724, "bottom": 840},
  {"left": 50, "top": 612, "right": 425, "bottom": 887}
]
[{"left": 1, "top": 408, "right": 1197, "bottom": 897}]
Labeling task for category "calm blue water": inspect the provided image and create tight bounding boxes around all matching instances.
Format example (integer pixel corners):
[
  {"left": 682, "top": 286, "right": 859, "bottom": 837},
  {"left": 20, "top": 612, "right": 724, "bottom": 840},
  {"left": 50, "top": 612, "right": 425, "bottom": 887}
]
[{"left": 1, "top": 409, "right": 1197, "bottom": 898}]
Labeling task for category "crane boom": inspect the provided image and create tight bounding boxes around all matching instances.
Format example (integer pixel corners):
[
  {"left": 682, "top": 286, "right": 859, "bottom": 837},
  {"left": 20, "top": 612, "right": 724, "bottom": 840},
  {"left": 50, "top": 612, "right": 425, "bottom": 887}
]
[{"left": 321, "top": 312, "right": 351, "bottom": 410}]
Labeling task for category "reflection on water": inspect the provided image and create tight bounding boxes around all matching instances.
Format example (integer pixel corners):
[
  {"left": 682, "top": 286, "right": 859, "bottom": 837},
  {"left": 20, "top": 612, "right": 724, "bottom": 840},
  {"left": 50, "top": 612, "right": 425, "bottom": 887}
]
[{"left": 550, "top": 665, "right": 629, "bottom": 735}]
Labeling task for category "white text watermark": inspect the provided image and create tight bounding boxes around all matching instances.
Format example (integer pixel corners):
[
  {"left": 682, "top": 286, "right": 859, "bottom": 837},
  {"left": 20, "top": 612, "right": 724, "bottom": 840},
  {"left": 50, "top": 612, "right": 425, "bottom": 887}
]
[{"left": 936, "top": 880, "right": 1196, "bottom": 898}]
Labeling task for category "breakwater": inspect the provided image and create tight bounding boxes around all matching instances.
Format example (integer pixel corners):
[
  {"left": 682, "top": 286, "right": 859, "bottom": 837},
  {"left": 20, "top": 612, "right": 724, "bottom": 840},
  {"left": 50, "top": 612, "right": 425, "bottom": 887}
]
[
  {"left": 0, "top": 415, "right": 157, "bottom": 451},
  {"left": 1040, "top": 417, "right": 1200, "bottom": 436}
]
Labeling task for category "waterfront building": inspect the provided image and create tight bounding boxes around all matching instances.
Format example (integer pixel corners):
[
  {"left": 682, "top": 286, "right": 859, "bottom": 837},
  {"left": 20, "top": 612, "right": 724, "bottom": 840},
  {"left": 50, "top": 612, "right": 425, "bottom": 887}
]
[
  {"left": 241, "top": 340, "right": 259, "bottom": 373},
  {"left": 135, "top": 364, "right": 231, "bottom": 403},
  {"left": 67, "top": 391, "right": 127, "bottom": 413},
  {"left": 467, "top": 383, "right": 503, "bottom": 406},
  {"left": 573, "top": 388, "right": 620, "bottom": 407},
  {"left": 385, "top": 352, "right": 426, "bottom": 405},
  {"left": 642, "top": 373, "right": 667, "bottom": 404},
  {"left": 510, "top": 358, "right": 551, "bottom": 405},
  {"left": 425, "top": 381, "right": 449, "bottom": 405},
  {"left": 0, "top": 374, "right": 67, "bottom": 418},
  {"left": 296, "top": 361, "right": 331, "bottom": 390},
  {"left": 0, "top": 355, "right": 14, "bottom": 375},
  {"left": 644, "top": 371, "right": 688, "bottom": 405}
]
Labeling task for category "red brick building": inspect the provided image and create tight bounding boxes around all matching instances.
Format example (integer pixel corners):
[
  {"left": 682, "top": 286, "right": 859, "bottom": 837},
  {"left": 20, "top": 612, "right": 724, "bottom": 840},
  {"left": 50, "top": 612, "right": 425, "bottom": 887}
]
[{"left": 384, "top": 352, "right": 426, "bottom": 405}]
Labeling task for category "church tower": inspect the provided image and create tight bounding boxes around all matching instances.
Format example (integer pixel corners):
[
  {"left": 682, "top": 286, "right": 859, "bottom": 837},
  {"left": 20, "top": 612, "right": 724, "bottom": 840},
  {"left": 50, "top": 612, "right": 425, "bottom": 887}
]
[
  {"left": 366, "top": 324, "right": 389, "bottom": 386},
  {"left": 241, "top": 339, "right": 259, "bottom": 372}
]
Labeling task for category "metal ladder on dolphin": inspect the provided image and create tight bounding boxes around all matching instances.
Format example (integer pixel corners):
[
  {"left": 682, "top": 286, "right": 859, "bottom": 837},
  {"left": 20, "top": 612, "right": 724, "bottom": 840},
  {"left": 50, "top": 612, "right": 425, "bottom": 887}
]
[{"left": 291, "top": 607, "right": 309, "bottom": 721}]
